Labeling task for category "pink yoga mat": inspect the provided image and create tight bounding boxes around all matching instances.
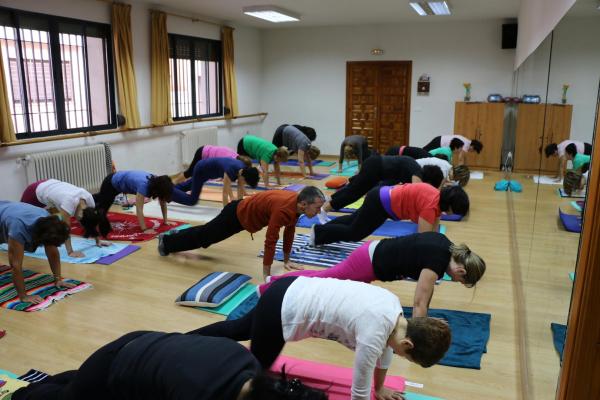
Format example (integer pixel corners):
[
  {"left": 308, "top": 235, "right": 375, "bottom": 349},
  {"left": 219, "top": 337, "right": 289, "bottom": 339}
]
[{"left": 270, "top": 355, "right": 405, "bottom": 399}]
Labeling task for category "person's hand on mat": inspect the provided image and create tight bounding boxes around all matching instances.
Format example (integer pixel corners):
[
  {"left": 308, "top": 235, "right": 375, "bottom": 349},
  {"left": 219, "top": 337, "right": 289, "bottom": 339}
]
[
  {"left": 68, "top": 250, "right": 85, "bottom": 258},
  {"left": 142, "top": 228, "right": 157, "bottom": 234},
  {"left": 96, "top": 241, "right": 111, "bottom": 247},
  {"left": 284, "top": 261, "right": 304, "bottom": 271},
  {"left": 55, "top": 278, "right": 77, "bottom": 290},
  {"left": 375, "top": 387, "right": 405, "bottom": 400},
  {"left": 162, "top": 221, "right": 178, "bottom": 226},
  {"left": 20, "top": 294, "right": 44, "bottom": 304}
]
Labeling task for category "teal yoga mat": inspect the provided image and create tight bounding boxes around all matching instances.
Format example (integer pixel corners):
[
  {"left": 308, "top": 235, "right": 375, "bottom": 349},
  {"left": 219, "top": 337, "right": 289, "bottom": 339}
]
[
  {"left": 197, "top": 283, "right": 257, "bottom": 316},
  {"left": 329, "top": 160, "right": 359, "bottom": 176},
  {"left": 405, "top": 393, "right": 444, "bottom": 400}
]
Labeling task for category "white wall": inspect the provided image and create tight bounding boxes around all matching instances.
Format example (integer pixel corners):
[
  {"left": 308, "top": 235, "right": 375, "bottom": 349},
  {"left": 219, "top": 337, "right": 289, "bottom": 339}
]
[
  {"left": 259, "top": 21, "right": 515, "bottom": 154},
  {"left": 515, "top": 16, "right": 600, "bottom": 143},
  {"left": 0, "top": 0, "right": 263, "bottom": 200}
]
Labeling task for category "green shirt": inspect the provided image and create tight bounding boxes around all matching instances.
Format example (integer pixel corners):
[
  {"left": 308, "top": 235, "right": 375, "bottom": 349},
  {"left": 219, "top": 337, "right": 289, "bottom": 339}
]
[
  {"left": 243, "top": 135, "right": 277, "bottom": 163},
  {"left": 573, "top": 153, "right": 591, "bottom": 170},
  {"left": 428, "top": 147, "right": 453, "bottom": 163}
]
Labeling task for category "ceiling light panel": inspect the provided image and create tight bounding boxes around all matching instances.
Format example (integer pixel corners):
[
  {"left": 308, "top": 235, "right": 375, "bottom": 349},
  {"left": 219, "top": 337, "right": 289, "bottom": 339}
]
[
  {"left": 428, "top": 1, "right": 451, "bottom": 15},
  {"left": 409, "top": 2, "right": 429, "bottom": 16},
  {"left": 243, "top": 6, "right": 300, "bottom": 23}
]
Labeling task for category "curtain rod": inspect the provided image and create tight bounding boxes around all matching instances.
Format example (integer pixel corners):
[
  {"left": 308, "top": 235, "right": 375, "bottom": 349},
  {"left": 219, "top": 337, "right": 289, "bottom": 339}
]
[
  {"left": 1, "top": 113, "right": 267, "bottom": 147},
  {"left": 96, "top": 0, "right": 223, "bottom": 27}
]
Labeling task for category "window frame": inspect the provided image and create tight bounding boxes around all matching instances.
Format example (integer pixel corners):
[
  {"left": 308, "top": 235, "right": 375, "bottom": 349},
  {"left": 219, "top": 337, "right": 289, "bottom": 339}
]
[
  {"left": 168, "top": 33, "right": 223, "bottom": 121},
  {"left": 0, "top": 6, "right": 117, "bottom": 140}
]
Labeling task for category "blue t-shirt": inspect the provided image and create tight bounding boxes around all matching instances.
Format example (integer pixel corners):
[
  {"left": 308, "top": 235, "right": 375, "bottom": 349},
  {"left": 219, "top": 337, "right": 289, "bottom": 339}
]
[
  {"left": 111, "top": 171, "right": 151, "bottom": 196},
  {"left": 0, "top": 201, "right": 49, "bottom": 252},
  {"left": 193, "top": 158, "right": 244, "bottom": 182}
]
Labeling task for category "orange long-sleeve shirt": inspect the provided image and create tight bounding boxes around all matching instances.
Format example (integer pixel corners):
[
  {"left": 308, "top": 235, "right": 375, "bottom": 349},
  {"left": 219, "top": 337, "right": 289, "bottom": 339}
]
[{"left": 236, "top": 190, "right": 299, "bottom": 266}]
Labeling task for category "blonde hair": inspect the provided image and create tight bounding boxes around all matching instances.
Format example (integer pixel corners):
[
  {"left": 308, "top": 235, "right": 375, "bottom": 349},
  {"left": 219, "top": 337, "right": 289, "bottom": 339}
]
[
  {"left": 307, "top": 145, "right": 321, "bottom": 160},
  {"left": 452, "top": 165, "right": 470, "bottom": 187},
  {"left": 563, "top": 170, "right": 582, "bottom": 197},
  {"left": 275, "top": 147, "right": 289, "bottom": 162},
  {"left": 343, "top": 144, "right": 356, "bottom": 160},
  {"left": 450, "top": 243, "right": 485, "bottom": 287}
]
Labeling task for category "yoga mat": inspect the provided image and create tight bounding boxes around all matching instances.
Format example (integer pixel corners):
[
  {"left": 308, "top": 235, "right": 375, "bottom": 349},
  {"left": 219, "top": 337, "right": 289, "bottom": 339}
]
[
  {"left": 569, "top": 272, "right": 575, "bottom": 281},
  {"left": 0, "top": 329, "right": 5, "bottom": 339},
  {"left": 405, "top": 393, "right": 444, "bottom": 400},
  {"left": 205, "top": 180, "right": 271, "bottom": 191},
  {"left": 551, "top": 323, "right": 567, "bottom": 360},
  {"left": 227, "top": 291, "right": 259, "bottom": 320},
  {"left": 297, "top": 215, "right": 446, "bottom": 237},
  {"left": 279, "top": 171, "right": 330, "bottom": 180},
  {"left": 0, "top": 267, "right": 92, "bottom": 312},
  {"left": 533, "top": 175, "right": 561, "bottom": 185},
  {"left": 136, "top": 201, "right": 222, "bottom": 223},
  {"left": 440, "top": 213, "right": 463, "bottom": 221},
  {"left": 403, "top": 307, "right": 491, "bottom": 369},
  {"left": 270, "top": 355, "right": 405, "bottom": 400},
  {"left": 284, "top": 183, "right": 306, "bottom": 192},
  {"left": 0, "top": 374, "right": 29, "bottom": 396},
  {"left": 18, "top": 369, "right": 49, "bottom": 383},
  {"left": 470, "top": 171, "right": 484, "bottom": 180},
  {"left": 278, "top": 159, "right": 324, "bottom": 166},
  {"left": 558, "top": 188, "right": 585, "bottom": 198},
  {"left": 197, "top": 284, "right": 257, "bottom": 316},
  {"left": 71, "top": 212, "right": 186, "bottom": 241},
  {"left": 0, "top": 369, "right": 19, "bottom": 379},
  {"left": 570, "top": 201, "right": 582, "bottom": 212},
  {"left": 95, "top": 245, "right": 140, "bottom": 265},
  {"left": 559, "top": 208, "right": 582, "bottom": 233},
  {"left": 0, "top": 238, "right": 131, "bottom": 264}
]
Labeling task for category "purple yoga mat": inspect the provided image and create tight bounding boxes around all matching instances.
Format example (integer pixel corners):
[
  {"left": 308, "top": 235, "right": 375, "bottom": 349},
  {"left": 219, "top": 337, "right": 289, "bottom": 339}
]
[
  {"left": 307, "top": 173, "right": 329, "bottom": 180},
  {"left": 96, "top": 245, "right": 141, "bottom": 265},
  {"left": 441, "top": 213, "right": 463, "bottom": 221},
  {"left": 284, "top": 184, "right": 306, "bottom": 192}
]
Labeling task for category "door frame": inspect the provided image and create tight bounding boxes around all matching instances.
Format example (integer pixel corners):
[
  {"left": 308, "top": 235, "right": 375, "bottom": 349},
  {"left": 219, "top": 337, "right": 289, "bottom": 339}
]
[{"left": 345, "top": 61, "right": 412, "bottom": 151}]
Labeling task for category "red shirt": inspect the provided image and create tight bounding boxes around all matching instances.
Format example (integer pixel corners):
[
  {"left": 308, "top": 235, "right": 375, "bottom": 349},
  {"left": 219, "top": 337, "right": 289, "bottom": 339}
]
[
  {"left": 389, "top": 183, "right": 440, "bottom": 224},
  {"left": 236, "top": 190, "right": 298, "bottom": 266}
]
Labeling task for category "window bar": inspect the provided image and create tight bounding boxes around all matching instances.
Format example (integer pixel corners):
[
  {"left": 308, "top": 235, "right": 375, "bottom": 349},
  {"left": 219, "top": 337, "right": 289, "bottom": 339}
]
[
  {"left": 101, "top": 37, "right": 111, "bottom": 125},
  {"left": 2, "top": 27, "right": 19, "bottom": 131},
  {"left": 35, "top": 29, "right": 51, "bottom": 131},
  {"left": 28, "top": 30, "right": 43, "bottom": 132},
  {"left": 82, "top": 33, "right": 92, "bottom": 127},
  {"left": 15, "top": 27, "right": 32, "bottom": 134},
  {"left": 190, "top": 41, "right": 196, "bottom": 117},
  {"left": 72, "top": 33, "right": 83, "bottom": 127},
  {"left": 185, "top": 59, "right": 191, "bottom": 117},
  {"left": 205, "top": 60, "right": 210, "bottom": 115},
  {"left": 60, "top": 34, "right": 69, "bottom": 127},
  {"left": 74, "top": 33, "right": 87, "bottom": 127},
  {"left": 49, "top": 19, "right": 67, "bottom": 133}
]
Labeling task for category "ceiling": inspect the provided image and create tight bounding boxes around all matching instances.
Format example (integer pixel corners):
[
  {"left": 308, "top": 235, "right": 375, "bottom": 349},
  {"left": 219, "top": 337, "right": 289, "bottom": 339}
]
[{"left": 138, "top": 0, "right": 600, "bottom": 28}]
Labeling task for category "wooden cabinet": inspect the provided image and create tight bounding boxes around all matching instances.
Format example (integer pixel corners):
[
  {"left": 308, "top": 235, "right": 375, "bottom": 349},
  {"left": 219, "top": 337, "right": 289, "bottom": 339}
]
[
  {"left": 454, "top": 102, "right": 505, "bottom": 169},
  {"left": 514, "top": 103, "right": 572, "bottom": 172}
]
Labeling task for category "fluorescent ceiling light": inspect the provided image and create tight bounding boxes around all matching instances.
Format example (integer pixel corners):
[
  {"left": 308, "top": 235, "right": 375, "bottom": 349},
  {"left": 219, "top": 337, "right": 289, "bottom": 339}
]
[
  {"left": 409, "top": 2, "right": 429, "bottom": 16},
  {"left": 428, "top": 1, "right": 451, "bottom": 15},
  {"left": 243, "top": 6, "right": 300, "bottom": 23},
  {"left": 409, "top": 1, "right": 451, "bottom": 16}
]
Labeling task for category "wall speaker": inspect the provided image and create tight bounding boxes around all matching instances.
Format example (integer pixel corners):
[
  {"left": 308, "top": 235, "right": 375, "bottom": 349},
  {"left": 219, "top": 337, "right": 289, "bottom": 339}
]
[{"left": 502, "top": 23, "right": 518, "bottom": 49}]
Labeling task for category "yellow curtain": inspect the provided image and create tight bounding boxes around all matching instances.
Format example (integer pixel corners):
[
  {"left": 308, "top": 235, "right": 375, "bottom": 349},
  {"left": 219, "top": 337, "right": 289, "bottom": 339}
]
[
  {"left": 221, "top": 26, "right": 238, "bottom": 118},
  {"left": 112, "top": 3, "right": 141, "bottom": 128},
  {"left": 0, "top": 45, "right": 16, "bottom": 143},
  {"left": 150, "top": 10, "right": 171, "bottom": 125}
]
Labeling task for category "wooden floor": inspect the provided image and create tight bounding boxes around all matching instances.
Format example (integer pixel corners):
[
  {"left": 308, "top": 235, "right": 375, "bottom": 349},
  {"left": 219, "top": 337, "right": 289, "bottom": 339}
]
[{"left": 0, "top": 162, "right": 579, "bottom": 400}]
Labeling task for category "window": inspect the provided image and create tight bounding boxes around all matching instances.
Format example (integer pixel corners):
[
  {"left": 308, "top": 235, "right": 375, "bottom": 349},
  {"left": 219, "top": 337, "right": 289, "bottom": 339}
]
[
  {"left": 169, "top": 34, "right": 222, "bottom": 120},
  {"left": 0, "top": 7, "right": 116, "bottom": 139}
]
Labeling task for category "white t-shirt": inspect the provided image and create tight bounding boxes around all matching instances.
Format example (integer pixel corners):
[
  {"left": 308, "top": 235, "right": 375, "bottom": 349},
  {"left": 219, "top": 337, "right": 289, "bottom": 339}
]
[
  {"left": 416, "top": 157, "right": 452, "bottom": 179},
  {"left": 557, "top": 140, "right": 585, "bottom": 157},
  {"left": 36, "top": 179, "right": 95, "bottom": 216},
  {"left": 440, "top": 134, "right": 471, "bottom": 152},
  {"left": 281, "top": 277, "right": 402, "bottom": 400}
]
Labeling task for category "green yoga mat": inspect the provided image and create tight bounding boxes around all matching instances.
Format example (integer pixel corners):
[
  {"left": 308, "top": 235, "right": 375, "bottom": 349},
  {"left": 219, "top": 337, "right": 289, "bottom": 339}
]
[
  {"left": 315, "top": 160, "right": 335, "bottom": 167},
  {"left": 329, "top": 160, "right": 359, "bottom": 176},
  {"left": 197, "top": 284, "right": 257, "bottom": 316},
  {"left": 570, "top": 201, "right": 582, "bottom": 212}
]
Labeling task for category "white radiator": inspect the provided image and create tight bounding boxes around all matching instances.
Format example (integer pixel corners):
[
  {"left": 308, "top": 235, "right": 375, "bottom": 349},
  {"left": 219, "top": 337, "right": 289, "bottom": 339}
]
[
  {"left": 23, "top": 143, "right": 112, "bottom": 193},
  {"left": 180, "top": 127, "right": 218, "bottom": 168}
]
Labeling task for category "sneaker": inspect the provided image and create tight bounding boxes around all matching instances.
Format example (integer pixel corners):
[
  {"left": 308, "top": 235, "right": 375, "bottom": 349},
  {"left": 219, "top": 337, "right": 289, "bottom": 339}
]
[
  {"left": 317, "top": 208, "right": 331, "bottom": 224},
  {"left": 309, "top": 224, "right": 316, "bottom": 247},
  {"left": 157, "top": 233, "right": 168, "bottom": 256}
]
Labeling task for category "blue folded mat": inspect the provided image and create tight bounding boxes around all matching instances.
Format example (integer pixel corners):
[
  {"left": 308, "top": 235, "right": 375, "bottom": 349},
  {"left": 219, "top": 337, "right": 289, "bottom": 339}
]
[
  {"left": 403, "top": 307, "right": 491, "bottom": 369},
  {"left": 297, "top": 215, "right": 446, "bottom": 236},
  {"left": 440, "top": 213, "right": 463, "bottom": 221},
  {"left": 559, "top": 208, "right": 582, "bottom": 233},
  {"left": 227, "top": 291, "right": 259, "bottom": 320},
  {"left": 551, "top": 322, "right": 567, "bottom": 360}
]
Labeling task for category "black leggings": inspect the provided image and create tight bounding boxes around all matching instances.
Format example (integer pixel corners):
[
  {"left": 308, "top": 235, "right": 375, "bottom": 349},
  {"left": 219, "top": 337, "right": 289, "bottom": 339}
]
[
  {"left": 93, "top": 173, "right": 118, "bottom": 216},
  {"left": 13, "top": 331, "right": 149, "bottom": 400},
  {"left": 237, "top": 139, "right": 249, "bottom": 157},
  {"left": 422, "top": 136, "right": 442, "bottom": 152},
  {"left": 162, "top": 200, "right": 244, "bottom": 254},
  {"left": 315, "top": 186, "right": 389, "bottom": 245},
  {"left": 188, "top": 276, "right": 297, "bottom": 369},
  {"left": 330, "top": 155, "right": 383, "bottom": 210},
  {"left": 584, "top": 142, "right": 592, "bottom": 155},
  {"left": 183, "top": 146, "right": 204, "bottom": 179},
  {"left": 385, "top": 146, "right": 400, "bottom": 156},
  {"left": 272, "top": 125, "right": 287, "bottom": 147}
]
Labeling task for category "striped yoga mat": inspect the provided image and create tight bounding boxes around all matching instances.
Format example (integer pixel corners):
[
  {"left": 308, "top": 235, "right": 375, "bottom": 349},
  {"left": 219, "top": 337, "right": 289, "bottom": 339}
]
[{"left": 0, "top": 266, "right": 92, "bottom": 311}]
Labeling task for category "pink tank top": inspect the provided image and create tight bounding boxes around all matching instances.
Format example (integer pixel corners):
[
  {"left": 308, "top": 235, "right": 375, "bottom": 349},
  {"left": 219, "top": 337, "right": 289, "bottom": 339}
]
[{"left": 201, "top": 145, "right": 238, "bottom": 159}]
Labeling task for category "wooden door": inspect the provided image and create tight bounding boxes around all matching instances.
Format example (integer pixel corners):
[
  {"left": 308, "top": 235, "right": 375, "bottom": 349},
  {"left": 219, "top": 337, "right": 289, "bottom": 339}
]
[
  {"left": 346, "top": 61, "right": 411, "bottom": 154},
  {"left": 454, "top": 102, "right": 480, "bottom": 137},
  {"left": 540, "top": 104, "right": 573, "bottom": 172},
  {"left": 470, "top": 103, "right": 505, "bottom": 169},
  {"left": 514, "top": 104, "right": 545, "bottom": 172}
]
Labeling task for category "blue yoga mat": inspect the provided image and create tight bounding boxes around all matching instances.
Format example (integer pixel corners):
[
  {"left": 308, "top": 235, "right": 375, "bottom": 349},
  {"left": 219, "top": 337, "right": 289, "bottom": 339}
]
[
  {"left": 297, "top": 215, "right": 446, "bottom": 237},
  {"left": 227, "top": 291, "right": 259, "bottom": 320},
  {"left": 403, "top": 307, "right": 491, "bottom": 369},
  {"left": 559, "top": 208, "right": 582, "bottom": 233},
  {"left": 440, "top": 213, "right": 463, "bottom": 222},
  {"left": 551, "top": 322, "right": 567, "bottom": 360},
  {"left": 0, "top": 238, "right": 130, "bottom": 264}
]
